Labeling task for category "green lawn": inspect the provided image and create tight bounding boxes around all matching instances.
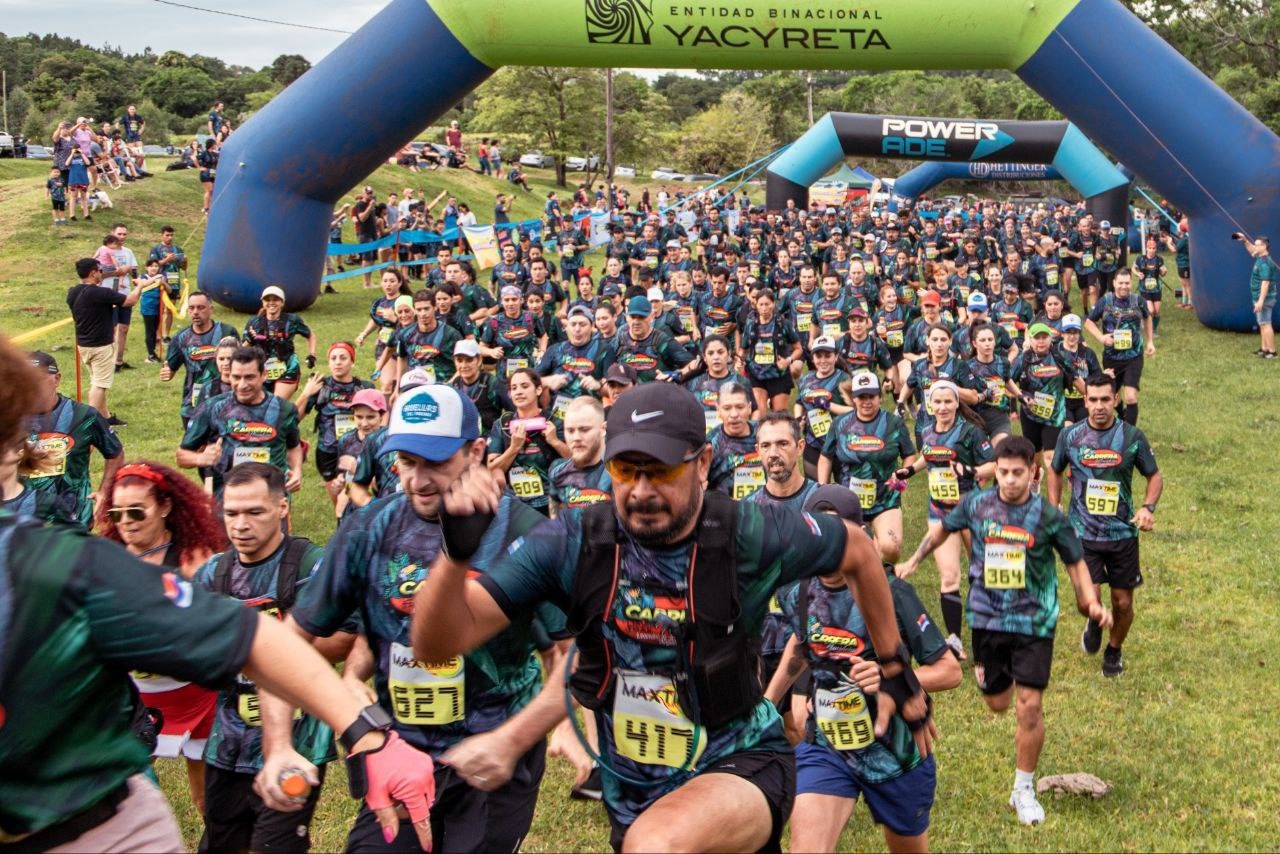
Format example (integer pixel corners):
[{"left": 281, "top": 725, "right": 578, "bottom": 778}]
[{"left": 3, "top": 157, "right": 1277, "bottom": 851}]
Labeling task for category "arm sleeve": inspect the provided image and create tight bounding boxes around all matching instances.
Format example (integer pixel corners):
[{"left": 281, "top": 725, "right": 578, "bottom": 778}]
[
  {"left": 291, "top": 509, "right": 376, "bottom": 637},
  {"left": 764, "top": 504, "right": 851, "bottom": 588},
  {"left": 1133, "top": 431, "right": 1160, "bottom": 478},
  {"left": 90, "top": 410, "right": 124, "bottom": 459},
  {"left": 892, "top": 579, "right": 949, "bottom": 665},
  {"left": 1049, "top": 426, "right": 1071, "bottom": 473},
  {"left": 941, "top": 493, "right": 971, "bottom": 534},
  {"left": 282, "top": 403, "right": 301, "bottom": 449},
  {"left": 179, "top": 404, "right": 214, "bottom": 450},
  {"left": 1048, "top": 507, "right": 1085, "bottom": 564},
  {"left": 84, "top": 539, "right": 258, "bottom": 688},
  {"left": 164, "top": 335, "right": 184, "bottom": 371},
  {"left": 474, "top": 514, "right": 576, "bottom": 619}
]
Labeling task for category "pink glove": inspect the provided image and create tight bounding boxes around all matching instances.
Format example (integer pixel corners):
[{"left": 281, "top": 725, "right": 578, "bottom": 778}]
[{"left": 354, "top": 731, "right": 437, "bottom": 850}]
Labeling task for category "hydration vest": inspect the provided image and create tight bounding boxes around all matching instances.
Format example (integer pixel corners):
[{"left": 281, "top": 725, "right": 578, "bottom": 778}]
[{"left": 565, "top": 493, "right": 761, "bottom": 729}]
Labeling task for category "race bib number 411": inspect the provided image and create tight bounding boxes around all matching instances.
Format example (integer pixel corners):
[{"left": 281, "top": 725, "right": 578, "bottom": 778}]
[{"left": 613, "top": 670, "right": 706, "bottom": 770}]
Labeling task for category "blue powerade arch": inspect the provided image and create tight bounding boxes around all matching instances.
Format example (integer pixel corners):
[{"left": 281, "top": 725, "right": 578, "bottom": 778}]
[
  {"left": 767, "top": 115, "right": 1133, "bottom": 238},
  {"left": 198, "top": 0, "right": 1280, "bottom": 332}
]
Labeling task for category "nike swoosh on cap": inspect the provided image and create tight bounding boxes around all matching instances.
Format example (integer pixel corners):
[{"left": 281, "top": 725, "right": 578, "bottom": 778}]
[{"left": 630, "top": 409, "right": 664, "bottom": 423}]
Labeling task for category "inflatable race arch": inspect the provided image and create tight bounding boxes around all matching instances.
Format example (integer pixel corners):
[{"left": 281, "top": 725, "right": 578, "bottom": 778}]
[
  {"left": 200, "top": 0, "right": 1280, "bottom": 331},
  {"left": 765, "top": 113, "right": 1133, "bottom": 234}
]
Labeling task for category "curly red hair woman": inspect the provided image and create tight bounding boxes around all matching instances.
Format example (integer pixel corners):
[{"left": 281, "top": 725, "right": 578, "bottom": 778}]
[
  {"left": 100, "top": 459, "right": 226, "bottom": 816},
  {"left": 101, "top": 459, "right": 225, "bottom": 575}
]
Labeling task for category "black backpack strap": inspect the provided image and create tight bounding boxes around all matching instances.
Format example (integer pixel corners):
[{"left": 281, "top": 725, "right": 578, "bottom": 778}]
[
  {"left": 567, "top": 504, "right": 622, "bottom": 710},
  {"left": 211, "top": 548, "right": 237, "bottom": 595},
  {"left": 274, "top": 536, "right": 313, "bottom": 613}
]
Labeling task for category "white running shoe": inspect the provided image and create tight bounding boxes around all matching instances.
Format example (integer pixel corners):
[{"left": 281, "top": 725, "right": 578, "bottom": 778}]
[
  {"left": 945, "top": 632, "right": 967, "bottom": 660},
  {"left": 1009, "top": 786, "right": 1046, "bottom": 826}
]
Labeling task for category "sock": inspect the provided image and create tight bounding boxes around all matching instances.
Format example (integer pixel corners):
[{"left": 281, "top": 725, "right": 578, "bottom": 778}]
[
  {"left": 1106, "top": 643, "right": 1122, "bottom": 655},
  {"left": 940, "top": 592, "right": 963, "bottom": 638},
  {"left": 1015, "top": 769, "right": 1035, "bottom": 791},
  {"left": 1122, "top": 403, "right": 1138, "bottom": 426},
  {"left": 1153, "top": 314, "right": 1161, "bottom": 334}
]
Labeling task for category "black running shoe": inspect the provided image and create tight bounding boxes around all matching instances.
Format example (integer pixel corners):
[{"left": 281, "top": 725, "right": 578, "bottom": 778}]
[
  {"left": 1081, "top": 618, "right": 1102, "bottom": 655},
  {"left": 1102, "top": 646, "right": 1124, "bottom": 677},
  {"left": 570, "top": 766, "right": 603, "bottom": 801},
  {"left": 107, "top": 414, "right": 127, "bottom": 427}
]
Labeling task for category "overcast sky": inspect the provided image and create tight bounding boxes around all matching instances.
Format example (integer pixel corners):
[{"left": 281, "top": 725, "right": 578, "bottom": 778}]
[{"left": 3, "top": 0, "right": 674, "bottom": 78}]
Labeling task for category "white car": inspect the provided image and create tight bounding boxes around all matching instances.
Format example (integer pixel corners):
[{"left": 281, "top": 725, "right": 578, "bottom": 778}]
[
  {"left": 0, "top": 132, "right": 14, "bottom": 158},
  {"left": 651, "top": 167, "right": 685, "bottom": 181},
  {"left": 614, "top": 165, "right": 636, "bottom": 178},
  {"left": 520, "top": 151, "right": 555, "bottom": 168},
  {"left": 565, "top": 155, "right": 601, "bottom": 171}
]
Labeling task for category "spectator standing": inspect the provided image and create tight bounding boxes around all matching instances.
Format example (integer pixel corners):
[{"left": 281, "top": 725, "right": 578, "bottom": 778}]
[
  {"left": 51, "top": 121, "right": 75, "bottom": 187},
  {"left": 477, "top": 138, "right": 491, "bottom": 175},
  {"left": 119, "top": 105, "right": 146, "bottom": 143},
  {"left": 1235, "top": 233, "right": 1277, "bottom": 358},
  {"left": 66, "top": 146, "right": 91, "bottom": 221},
  {"left": 489, "top": 138, "right": 502, "bottom": 175},
  {"left": 66, "top": 257, "right": 141, "bottom": 424},
  {"left": 148, "top": 225, "right": 188, "bottom": 343},
  {"left": 208, "top": 101, "right": 225, "bottom": 137},
  {"left": 46, "top": 166, "right": 68, "bottom": 226},
  {"left": 445, "top": 119, "right": 463, "bottom": 151},
  {"left": 106, "top": 223, "right": 140, "bottom": 371}
]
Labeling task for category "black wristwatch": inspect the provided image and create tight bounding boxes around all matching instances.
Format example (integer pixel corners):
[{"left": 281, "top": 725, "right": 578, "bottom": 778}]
[
  {"left": 339, "top": 704, "right": 393, "bottom": 751},
  {"left": 1142, "top": 503, "right": 1157, "bottom": 514}
]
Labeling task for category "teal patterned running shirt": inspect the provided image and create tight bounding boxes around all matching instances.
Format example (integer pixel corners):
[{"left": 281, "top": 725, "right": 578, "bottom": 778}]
[
  {"left": 476, "top": 501, "right": 849, "bottom": 826},
  {"left": 943, "top": 487, "right": 1084, "bottom": 638},
  {"left": 1051, "top": 418, "right": 1159, "bottom": 542}
]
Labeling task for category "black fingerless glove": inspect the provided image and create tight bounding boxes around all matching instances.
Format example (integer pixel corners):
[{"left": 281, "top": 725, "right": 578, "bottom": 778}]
[
  {"left": 439, "top": 506, "right": 494, "bottom": 561},
  {"left": 879, "top": 642, "right": 930, "bottom": 730},
  {"left": 305, "top": 354, "right": 316, "bottom": 369},
  {"left": 894, "top": 466, "right": 915, "bottom": 481}
]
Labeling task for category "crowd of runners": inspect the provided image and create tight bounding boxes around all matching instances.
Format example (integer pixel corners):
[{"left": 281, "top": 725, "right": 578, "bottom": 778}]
[{"left": 3, "top": 187, "right": 1186, "bottom": 852}]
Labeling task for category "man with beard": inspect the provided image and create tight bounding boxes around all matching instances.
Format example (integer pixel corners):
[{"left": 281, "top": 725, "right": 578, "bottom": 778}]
[
  {"left": 254, "top": 385, "right": 570, "bottom": 852},
  {"left": 749, "top": 411, "right": 820, "bottom": 741},
  {"left": 548, "top": 396, "right": 611, "bottom": 516},
  {"left": 409, "top": 382, "right": 933, "bottom": 853},
  {"left": 537, "top": 306, "right": 616, "bottom": 422}
]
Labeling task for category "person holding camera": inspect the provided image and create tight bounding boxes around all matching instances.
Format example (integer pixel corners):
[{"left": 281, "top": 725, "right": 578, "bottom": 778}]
[{"left": 1234, "top": 232, "right": 1276, "bottom": 358}]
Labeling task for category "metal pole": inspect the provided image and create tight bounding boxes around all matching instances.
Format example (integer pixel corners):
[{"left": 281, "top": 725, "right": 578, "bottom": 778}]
[
  {"left": 2, "top": 70, "right": 8, "bottom": 133},
  {"left": 605, "top": 67, "right": 615, "bottom": 182},
  {"left": 806, "top": 73, "right": 814, "bottom": 126}
]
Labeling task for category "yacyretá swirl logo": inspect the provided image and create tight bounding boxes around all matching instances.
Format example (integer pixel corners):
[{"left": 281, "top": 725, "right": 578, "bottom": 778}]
[{"left": 585, "top": 0, "right": 653, "bottom": 45}]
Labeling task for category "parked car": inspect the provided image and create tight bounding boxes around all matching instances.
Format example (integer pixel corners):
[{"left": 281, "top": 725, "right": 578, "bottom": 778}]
[
  {"left": 25, "top": 144, "right": 51, "bottom": 160},
  {"left": 651, "top": 167, "right": 685, "bottom": 181},
  {"left": 682, "top": 173, "right": 722, "bottom": 183},
  {"left": 0, "top": 132, "right": 14, "bottom": 158},
  {"left": 614, "top": 165, "right": 636, "bottom": 178},
  {"left": 520, "top": 151, "right": 555, "bottom": 168},
  {"left": 565, "top": 155, "right": 600, "bottom": 171},
  {"left": 141, "top": 145, "right": 168, "bottom": 156}
]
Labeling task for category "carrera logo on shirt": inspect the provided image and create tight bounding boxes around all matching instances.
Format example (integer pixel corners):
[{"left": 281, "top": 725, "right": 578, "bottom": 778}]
[
  {"left": 802, "top": 388, "right": 833, "bottom": 405},
  {"left": 846, "top": 435, "right": 885, "bottom": 453},
  {"left": 806, "top": 618, "right": 865, "bottom": 660},
  {"left": 923, "top": 445, "right": 956, "bottom": 463},
  {"left": 227, "top": 420, "right": 278, "bottom": 441},
  {"left": 703, "top": 306, "right": 731, "bottom": 321},
  {"left": 617, "top": 588, "right": 687, "bottom": 647},
  {"left": 1080, "top": 448, "right": 1122, "bottom": 468},
  {"left": 984, "top": 522, "right": 1036, "bottom": 547},
  {"left": 622, "top": 353, "right": 658, "bottom": 371},
  {"left": 411, "top": 344, "right": 441, "bottom": 361},
  {"left": 503, "top": 326, "right": 531, "bottom": 341},
  {"left": 562, "top": 486, "right": 611, "bottom": 507},
  {"left": 1030, "top": 363, "right": 1061, "bottom": 379},
  {"left": 564, "top": 356, "right": 597, "bottom": 373},
  {"left": 188, "top": 344, "right": 218, "bottom": 360}
]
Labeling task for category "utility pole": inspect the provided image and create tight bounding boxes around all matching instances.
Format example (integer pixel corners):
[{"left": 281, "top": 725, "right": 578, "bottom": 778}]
[
  {"left": 806, "top": 72, "right": 814, "bottom": 126},
  {"left": 2, "top": 70, "right": 8, "bottom": 133},
  {"left": 605, "top": 67, "right": 615, "bottom": 182}
]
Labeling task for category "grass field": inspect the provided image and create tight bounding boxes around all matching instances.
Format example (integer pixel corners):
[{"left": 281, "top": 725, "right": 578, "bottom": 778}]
[{"left": 3, "top": 157, "right": 1278, "bottom": 851}]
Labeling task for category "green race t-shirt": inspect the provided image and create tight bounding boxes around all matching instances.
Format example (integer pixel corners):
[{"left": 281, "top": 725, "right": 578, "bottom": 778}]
[{"left": 0, "top": 514, "right": 256, "bottom": 836}]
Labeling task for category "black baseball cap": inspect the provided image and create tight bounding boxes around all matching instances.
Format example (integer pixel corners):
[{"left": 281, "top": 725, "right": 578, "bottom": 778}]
[
  {"left": 803, "top": 484, "right": 864, "bottom": 525},
  {"left": 29, "top": 351, "right": 59, "bottom": 374},
  {"left": 605, "top": 383, "right": 706, "bottom": 466}
]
